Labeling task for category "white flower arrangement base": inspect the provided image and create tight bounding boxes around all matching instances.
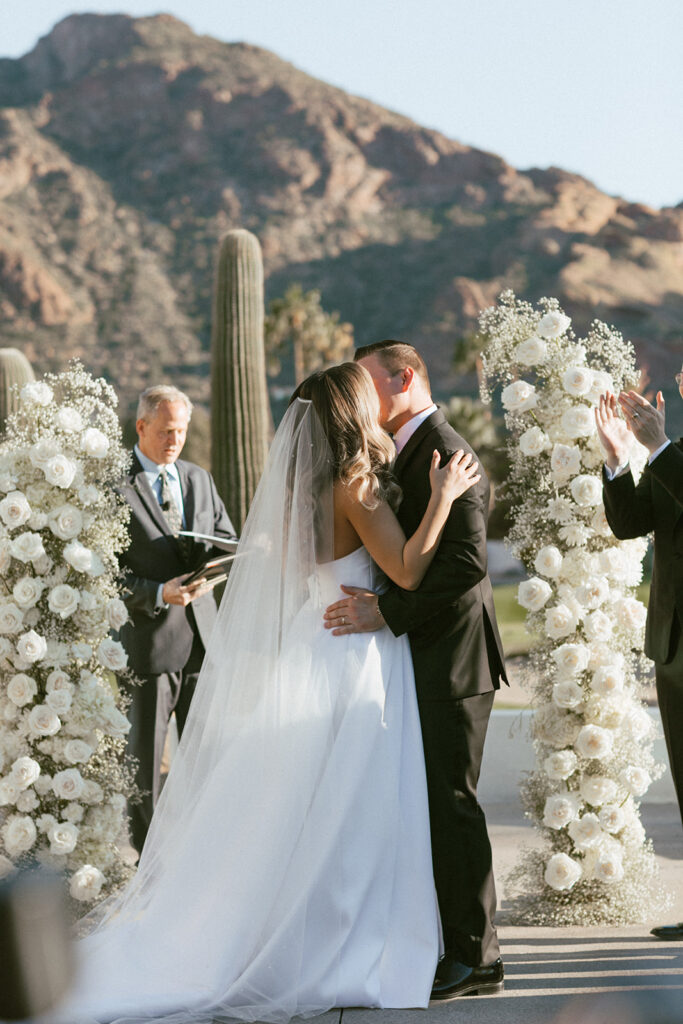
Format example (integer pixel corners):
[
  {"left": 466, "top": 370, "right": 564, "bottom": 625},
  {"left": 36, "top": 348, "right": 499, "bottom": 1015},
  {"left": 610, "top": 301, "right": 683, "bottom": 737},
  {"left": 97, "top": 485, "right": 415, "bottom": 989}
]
[
  {"left": 0, "top": 363, "right": 137, "bottom": 914},
  {"left": 480, "top": 292, "right": 672, "bottom": 925}
]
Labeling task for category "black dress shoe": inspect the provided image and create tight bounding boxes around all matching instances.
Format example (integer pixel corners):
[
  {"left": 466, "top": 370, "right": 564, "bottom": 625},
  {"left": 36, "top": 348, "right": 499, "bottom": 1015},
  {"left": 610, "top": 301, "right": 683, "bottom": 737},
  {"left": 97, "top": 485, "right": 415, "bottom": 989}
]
[
  {"left": 650, "top": 922, "right": 683, "bottom": 940},
  {"left": 430, "top": 955, "right": 504, "bottom": 1000}
]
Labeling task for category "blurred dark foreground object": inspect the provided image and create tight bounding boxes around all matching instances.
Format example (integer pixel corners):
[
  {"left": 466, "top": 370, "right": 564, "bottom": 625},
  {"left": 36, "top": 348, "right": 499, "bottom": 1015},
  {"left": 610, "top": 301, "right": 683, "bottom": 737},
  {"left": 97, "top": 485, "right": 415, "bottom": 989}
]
[
  {"left": 0, "top": 870, "right": 74, "bottom": 1021},
  {"left": 553, "top": 989, "right": 683, "bottom": 1024}
]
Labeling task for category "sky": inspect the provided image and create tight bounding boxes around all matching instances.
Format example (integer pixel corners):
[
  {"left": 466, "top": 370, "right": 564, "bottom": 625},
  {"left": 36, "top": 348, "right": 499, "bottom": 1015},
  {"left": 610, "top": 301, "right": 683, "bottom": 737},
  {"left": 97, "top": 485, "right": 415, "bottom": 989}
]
[{"left": 2, "top": 1, "right": 682, "bottom": 209}]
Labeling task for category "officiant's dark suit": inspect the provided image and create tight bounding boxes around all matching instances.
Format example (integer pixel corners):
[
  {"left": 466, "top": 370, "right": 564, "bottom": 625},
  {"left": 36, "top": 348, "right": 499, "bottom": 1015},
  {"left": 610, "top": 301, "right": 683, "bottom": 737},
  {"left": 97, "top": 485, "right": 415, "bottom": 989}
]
[
  {"left": 118, "top": 392, "right": 236, "bottom": 852},
  {"left": 378, "top": 408, "right": 508, "bottom": 971},
  {"left": 602, "top": 438, "right": 683, "bottom": 827}
]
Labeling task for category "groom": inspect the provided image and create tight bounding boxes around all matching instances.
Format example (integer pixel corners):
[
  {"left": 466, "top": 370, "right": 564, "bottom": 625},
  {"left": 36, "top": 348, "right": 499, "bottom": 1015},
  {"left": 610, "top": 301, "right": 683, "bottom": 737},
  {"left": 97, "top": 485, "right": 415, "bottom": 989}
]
[{"left": 324, "top": 340, "right": 508, "bottom": 998}]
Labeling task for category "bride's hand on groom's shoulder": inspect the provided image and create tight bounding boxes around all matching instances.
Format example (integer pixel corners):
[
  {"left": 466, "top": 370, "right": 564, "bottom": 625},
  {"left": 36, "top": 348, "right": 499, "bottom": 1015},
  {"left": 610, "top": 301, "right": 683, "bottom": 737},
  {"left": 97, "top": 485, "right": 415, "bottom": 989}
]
[
  {"left": 429, "top": 449, "right": 480, "bottom": 504},
  {"left": 323, "top": 586, "right": 384, "bottom": 635}
]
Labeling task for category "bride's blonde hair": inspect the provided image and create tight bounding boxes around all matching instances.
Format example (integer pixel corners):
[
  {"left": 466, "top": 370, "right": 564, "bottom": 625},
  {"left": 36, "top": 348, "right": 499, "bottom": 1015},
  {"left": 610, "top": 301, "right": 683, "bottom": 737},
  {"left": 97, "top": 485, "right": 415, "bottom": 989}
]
[{"left": 290, "top": 363, "right": 401, "bottom": 510}]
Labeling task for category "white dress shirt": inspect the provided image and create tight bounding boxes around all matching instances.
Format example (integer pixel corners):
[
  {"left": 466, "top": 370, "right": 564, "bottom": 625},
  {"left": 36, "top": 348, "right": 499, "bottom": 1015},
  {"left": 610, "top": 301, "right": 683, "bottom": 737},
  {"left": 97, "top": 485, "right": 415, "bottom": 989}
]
[
  {"left": 392, "top": 404, "right": 438, "bottom": 454},
  {"left": 134, "top": 445, "right": 186, "bottom": 608},
  {"left": 604, "top": 439, "right": 671, "bottom": 480}
]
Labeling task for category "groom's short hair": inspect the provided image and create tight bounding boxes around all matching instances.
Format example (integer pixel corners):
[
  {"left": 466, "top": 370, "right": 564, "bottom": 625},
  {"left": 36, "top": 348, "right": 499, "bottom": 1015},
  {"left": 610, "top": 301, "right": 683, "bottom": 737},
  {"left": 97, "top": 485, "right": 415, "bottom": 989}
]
[{"left": 354, "top": 340, "right": 431, "bottom": 392}]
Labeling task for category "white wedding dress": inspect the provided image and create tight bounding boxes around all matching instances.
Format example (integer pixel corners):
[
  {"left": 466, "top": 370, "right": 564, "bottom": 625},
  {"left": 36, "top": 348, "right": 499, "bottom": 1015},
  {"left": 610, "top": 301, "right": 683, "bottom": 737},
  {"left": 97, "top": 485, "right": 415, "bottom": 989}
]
[{"left": 58, "top": 402, "right": 439, "bottom": 1024}]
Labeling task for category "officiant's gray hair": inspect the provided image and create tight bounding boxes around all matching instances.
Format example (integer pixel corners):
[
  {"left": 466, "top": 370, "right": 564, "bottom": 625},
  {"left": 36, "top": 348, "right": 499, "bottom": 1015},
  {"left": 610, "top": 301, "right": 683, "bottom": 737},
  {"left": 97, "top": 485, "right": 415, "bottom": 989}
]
[{"left": 137, "top": 385, "right": 193, "bottom": 422}]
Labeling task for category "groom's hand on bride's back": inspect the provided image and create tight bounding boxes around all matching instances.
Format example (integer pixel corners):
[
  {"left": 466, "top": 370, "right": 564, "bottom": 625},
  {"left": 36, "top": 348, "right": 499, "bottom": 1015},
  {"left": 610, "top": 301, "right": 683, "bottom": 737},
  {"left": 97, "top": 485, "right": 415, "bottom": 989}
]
[{"left": 324, "top": 586, "right": 385, "bottom": 635}]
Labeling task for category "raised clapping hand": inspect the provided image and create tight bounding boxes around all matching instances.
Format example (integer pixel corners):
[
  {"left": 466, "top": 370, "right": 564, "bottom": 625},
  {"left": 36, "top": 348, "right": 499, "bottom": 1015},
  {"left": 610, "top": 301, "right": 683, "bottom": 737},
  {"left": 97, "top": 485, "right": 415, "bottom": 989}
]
[
  {"left": 594, "top": 393, "right": 635, "bottom": 472},
  {"left": 429, "top": 448, "right": 481, "bottom": 503},
  {"left": 617, "top": 389, "right": 668, "bottom": 454}
]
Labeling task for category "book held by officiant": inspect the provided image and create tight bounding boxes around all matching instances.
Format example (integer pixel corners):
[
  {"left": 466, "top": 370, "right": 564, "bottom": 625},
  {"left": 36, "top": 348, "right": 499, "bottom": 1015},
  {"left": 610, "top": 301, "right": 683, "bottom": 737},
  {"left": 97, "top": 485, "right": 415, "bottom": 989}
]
[
  {"left": 178, "top": 530, "right": 239, "bottom": 553},
  {"left": 183, "top": 553, "right": 239, "bottom": 589}
]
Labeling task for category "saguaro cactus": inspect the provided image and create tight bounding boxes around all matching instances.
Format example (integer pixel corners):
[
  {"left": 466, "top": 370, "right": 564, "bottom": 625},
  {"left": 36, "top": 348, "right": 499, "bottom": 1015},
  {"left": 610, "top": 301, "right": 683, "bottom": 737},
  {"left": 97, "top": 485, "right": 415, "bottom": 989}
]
[
  {"left": 211, "top": 229, "right": 271, "bottom": 531},
  {"left": 0, "top": 348, "right": 35, "bottom": 434}
]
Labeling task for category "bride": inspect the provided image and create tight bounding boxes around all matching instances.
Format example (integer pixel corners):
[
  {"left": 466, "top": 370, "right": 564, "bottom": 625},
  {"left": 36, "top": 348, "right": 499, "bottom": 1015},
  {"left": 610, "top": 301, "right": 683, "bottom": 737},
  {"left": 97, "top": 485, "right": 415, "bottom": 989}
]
[{"left": 60, "top": 362, "right": 480, "bottom": 1024}]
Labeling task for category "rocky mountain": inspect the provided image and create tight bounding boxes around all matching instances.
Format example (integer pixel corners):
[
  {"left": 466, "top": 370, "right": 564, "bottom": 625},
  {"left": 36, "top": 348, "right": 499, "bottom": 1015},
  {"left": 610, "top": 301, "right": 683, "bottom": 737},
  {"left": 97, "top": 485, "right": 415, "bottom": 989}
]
[{"left": 0, "top": 13, "right": 681, "bottom": 423}]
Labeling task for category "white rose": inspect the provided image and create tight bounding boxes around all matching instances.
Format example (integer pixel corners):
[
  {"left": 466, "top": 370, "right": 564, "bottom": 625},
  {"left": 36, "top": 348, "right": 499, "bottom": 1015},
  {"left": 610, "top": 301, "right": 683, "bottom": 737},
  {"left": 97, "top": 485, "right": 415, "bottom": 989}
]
[
  {"left": 21, "top": 381, "right": 53, "bottom": 406},
  {"left": 63, "top": 540, "right": 103, "bottom": 576},
  {"left": 105, "top": 598, "right": 128, "bottom": 630},
  {"left": 46, "top": 669, "right": 73, "bottom": 694},
  {"left": 0, "top": 777, "right": 21, "bottom": 805},
  {"left": 48, "top": 821, "right": 79, "bottom": 856},
  {"left": 55, "top": 406, "right": 83, "bottom": 432},
  {"left": 0, "top": 491, "right": 32, "bottom": 529},
  {"left": 619, "top": 766, "right": 652, "bottom": 797},
  {"left": 519, "top": 426, "right": 551, "bottom": 456},
  {"left": 537, "top": 311, "right": 571, "bottom": 339},
  {"left": 29, "top": 439, "right": 60, "bottom": 470},
  {"left": 560, "top": 405, "right": 595, "bottom": 438},
  {"left": 16, "top": 790, "right": 39, "bottom": 813},
  {"left": 79, "top": 590, "right": 99, "bottom": 612},
  {"left": 2, "top": 814, "right": 38, "bottom": 855},
  {"left": 583, "top": 610, "right": 613, "bottom": 643},
  {"left": 44, "top": 455, "right": 78, "bottom": 489},
  {"left": 552, "top": 643, "right": 591, "bottom": 677},
  {"left": 545, "top": 603, "right": 578, "bottom": 640},
  {"left": 501, "top": 380, "right": 537, "bottom": 413},
  {"left": 97, "top": 638, "right": 128, "bottom": 671},
  {"left": 16, "top": 629, "right": 48, "bottom": 663},
  {"left": 48, "top": 504, "right": 84, "bottom": 541},
  {"left": 10, "top": 531, "right": 45, "bottom": 564},
  {"left": 70, "top": 864, "right": 105, "bottom": 901},
  {"left": 64, "top": 740, "right": 92, "bottom": 765},
  {"left": 81, "top": 427, "right": 110, "bottom": 459},
  {"left": 28, "top": 704, "right": 61, "bottom": 737},
  {"left": 101, "top": 705, "right": 130, "bottom": 737},
  {"left": 544, "top": 852, "right": 582, "bottom": 891},
  {"left": 552, "top": 680, "right": 585, "bottom": 710},
  {"left": 615, "top": 597, "right": 647, "bottom": 632},
  {"left": 77, "top": 484, "right": 100, "bottom": 506},
  {"left": 590, "top": 665, "right": 624, "bottom": 697},
  {"left": 10, "top": 756, "right": 41, "bottom": 790},
  {"left": 599, "top": 803, "right": 627, "bottom": 834},
  {"left": 62, "top": 801, "right": 85, "bottom": 823},
  {"left": 585, "top": 694, "right": 625, "bottom": 730},
  {"left": 81, "top": 779, "right": 105, "bottom": 804},
  {"left": 72, "top": 642, "right": 93, "bottom": 661},
  {"left": 598, "top": 549, "right": 628, "bottom": 582},
  {"left": 543, "top": 749, "right": 578, "bottom": 780},
  {"left": 588, "top": 370, "right": 614, "bottom": 406},
  {"left": 0, "top": 603, "right": 24, "bottom": 635},
  {"left": 580, "top": 775, "right": 618, "bottom": 806},
  {"left": 52, "top": 767, "right": 85, "bottom": 801},
  {"left": 514, "top": 335, "right": 548, "bottom": 365},
  {"left": 624, "top": 706, "right": 653, "bottom": 741},
  {"left": 48, "top": 584, "right": 80, "bottom": 620},
  {"left": 7, "top": 673, "right": 38, "bottom": 707},
  {"left": 533, "top": 546, "right": 562, "bottom": 579},
  {"left": 593, "top": 848, "right": 624, "bottom": 884},
  {"left": 588, "top": 643, "right": 622, "bottom": 670},
  {"left": 517, "top": 577, "right": 553, "bottom": 612},
  {"left": 542, "top": 792, "right": 582, "bottom": 830},
  {"left": 550, "top": 443, "right": 581, "bottom": 482},
  {"left": 568, "top": 813, "right": 604, "bottom": 851},
  {"left": 45, "top": 689, "right": 72, "bottom": 715},
  {"left": 575, "top": 577, "right": 609, "bottom": 611},
  {"left": 12, "top": 577, "right": 46, "bottom": 609},
  {"left": 562, "top": 366, "right": 593, "bottom": 398},
  {"left": 570, "top": 474, "right": 602, "bottom": 507},
  {"left": 575, "top": 724, "right": 614, "bottom": 760},
  {"left": 590, "top": 505, "right": 613, "bottom": 538}
]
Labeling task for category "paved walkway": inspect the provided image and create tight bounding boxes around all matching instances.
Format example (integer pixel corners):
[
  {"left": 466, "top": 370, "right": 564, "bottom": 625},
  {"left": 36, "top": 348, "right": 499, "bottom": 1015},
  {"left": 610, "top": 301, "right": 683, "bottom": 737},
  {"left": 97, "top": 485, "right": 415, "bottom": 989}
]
[{"left": 261, "top": 802, "right": 683, "bottom": 1024}]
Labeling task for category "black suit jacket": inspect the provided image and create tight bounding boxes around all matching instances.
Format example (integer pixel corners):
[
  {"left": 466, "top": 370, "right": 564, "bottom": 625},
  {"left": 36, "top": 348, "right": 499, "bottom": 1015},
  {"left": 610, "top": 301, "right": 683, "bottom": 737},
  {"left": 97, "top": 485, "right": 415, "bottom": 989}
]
[
  {"left": 378, "top": 410, "right": 508, "bottom": 701},
  {"left": 602, "top": 439, "right": 683, "bottom": 664},
  {"left": 117, "top": 454, "right": 237, "bottom": 675}
]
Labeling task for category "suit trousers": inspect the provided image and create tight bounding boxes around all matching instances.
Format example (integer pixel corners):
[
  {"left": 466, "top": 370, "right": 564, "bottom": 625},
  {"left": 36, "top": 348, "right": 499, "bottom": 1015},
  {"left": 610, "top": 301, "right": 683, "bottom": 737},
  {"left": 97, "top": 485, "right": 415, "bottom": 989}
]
[
  {"left": 655, "top": 610, "right": 683, "bottom": 832},
  {"left": 124, "top": 633, "right": 205, "bottom": 853},
  {"left": 417, "top": 690, "right": 500, "bottom": 968}
]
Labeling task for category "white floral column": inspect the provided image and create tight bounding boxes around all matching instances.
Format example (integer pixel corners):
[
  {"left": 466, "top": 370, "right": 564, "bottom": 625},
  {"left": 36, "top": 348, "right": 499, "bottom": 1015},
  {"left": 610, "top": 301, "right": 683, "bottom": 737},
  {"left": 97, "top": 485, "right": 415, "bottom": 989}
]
[
  {"left": 0, "top": 364, "right": 136, "bottom": 912},
  {"left": 480, "top": 292, "right": 670, "bottom": 924}
]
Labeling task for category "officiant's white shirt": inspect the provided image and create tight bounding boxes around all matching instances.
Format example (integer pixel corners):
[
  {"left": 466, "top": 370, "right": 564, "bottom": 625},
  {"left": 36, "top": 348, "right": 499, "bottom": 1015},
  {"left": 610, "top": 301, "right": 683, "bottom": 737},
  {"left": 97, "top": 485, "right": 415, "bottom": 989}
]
[{"left": 392, "top": 404, "right": 438, "bottom": 454}]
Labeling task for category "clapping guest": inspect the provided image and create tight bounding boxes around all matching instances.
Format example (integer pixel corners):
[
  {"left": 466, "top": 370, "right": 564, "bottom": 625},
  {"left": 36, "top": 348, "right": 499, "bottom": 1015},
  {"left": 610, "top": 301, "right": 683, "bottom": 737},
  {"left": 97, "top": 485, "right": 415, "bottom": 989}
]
[
  {"left": 595, "top": 367, "right": 683, "bottom": 940},
  {"left": 118, "top": 385, "right": 237, "bottom": 852}
]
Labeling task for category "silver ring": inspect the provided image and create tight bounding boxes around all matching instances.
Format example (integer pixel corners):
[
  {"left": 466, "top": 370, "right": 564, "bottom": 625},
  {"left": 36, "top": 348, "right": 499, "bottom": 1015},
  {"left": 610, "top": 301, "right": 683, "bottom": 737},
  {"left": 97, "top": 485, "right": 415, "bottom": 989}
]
[
  {"left": 632, "top": 411, "right": 640, "bottom": 419},
  {"left": 342, "top": 616, "right": 347, "bottom": 625}
]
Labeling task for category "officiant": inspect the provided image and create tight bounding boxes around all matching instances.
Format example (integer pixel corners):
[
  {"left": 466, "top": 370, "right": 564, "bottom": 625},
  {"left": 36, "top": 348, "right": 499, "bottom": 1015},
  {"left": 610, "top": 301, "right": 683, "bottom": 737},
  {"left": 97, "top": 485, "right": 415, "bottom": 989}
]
[{"left": 117, "top": 384, "right": 237, "bottom": 852}]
